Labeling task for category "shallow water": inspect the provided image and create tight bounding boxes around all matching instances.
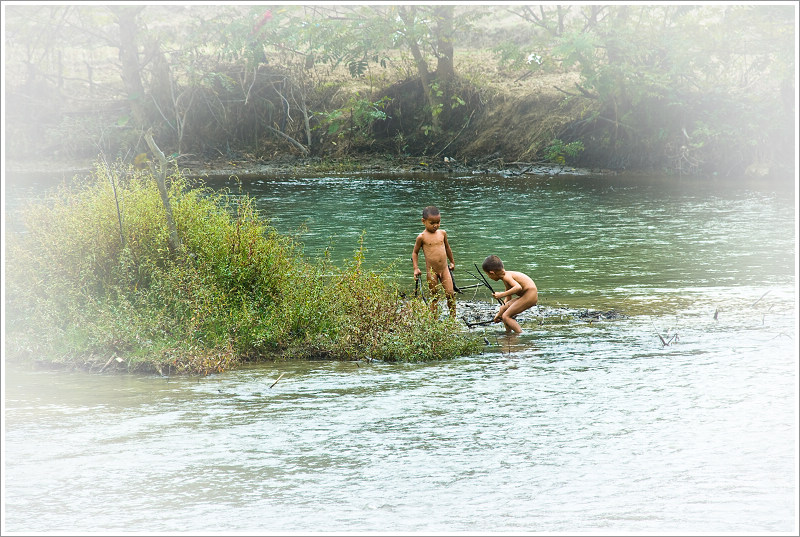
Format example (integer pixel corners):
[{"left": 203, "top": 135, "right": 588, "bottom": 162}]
[{"left": 3, "top": 172, "right": 797, "bottom": 533}]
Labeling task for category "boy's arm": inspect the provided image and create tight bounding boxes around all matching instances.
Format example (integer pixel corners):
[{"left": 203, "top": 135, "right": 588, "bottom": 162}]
[
  {"left": 494, "top": 274, "right": 522, "bottom": 298},
  {"left": 442, "top": 230, "right": 455, "bottom": 270},
  {"left": 411, "top": 235, "right": 423, "bottom": 278}
]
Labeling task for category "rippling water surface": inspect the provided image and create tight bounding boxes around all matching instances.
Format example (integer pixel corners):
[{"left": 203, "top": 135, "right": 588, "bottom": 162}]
[{"left": 3, "top": 172, "right": 797, "bottom": 533}]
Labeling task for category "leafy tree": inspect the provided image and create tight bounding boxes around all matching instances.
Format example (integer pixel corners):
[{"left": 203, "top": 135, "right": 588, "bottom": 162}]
[
  {"left": 286, "top": 5, "right": 479, "bottom": 136},
  {"left": 499, "top": 4, "right": 795, "bottom": 176}
]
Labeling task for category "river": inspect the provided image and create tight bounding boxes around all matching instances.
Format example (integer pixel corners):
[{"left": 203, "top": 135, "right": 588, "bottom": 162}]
[{"left": 3, "top": 171, "right": 797, "bottom": 533}]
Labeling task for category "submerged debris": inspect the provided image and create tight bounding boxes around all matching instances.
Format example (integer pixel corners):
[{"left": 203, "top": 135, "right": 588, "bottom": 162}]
[
  {"left": 455, "top": 301, "right": 627, "bottom": 329},
  {"left": 577, "top": 308, "right": 627, "bottom": 321}
]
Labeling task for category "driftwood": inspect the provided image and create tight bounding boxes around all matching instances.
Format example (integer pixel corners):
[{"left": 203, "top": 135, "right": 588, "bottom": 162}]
[
  {"left": 751, "top": 289, "right": 771, "bottom": 307},
  {"left": 651, "top": 320, "right": 678, "bottom": 346}
]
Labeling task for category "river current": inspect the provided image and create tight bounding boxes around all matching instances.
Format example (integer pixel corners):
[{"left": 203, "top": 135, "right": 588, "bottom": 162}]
[{"left": 3, "top": 172, "right": 797, "bottom": 533}]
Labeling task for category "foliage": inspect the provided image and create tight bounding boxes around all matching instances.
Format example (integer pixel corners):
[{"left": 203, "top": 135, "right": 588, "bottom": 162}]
[
  {"left": 5, "top": 164, "right": 480, "bottom": 374},
  {"left": 499, "top": 4, "right": 795, "bottom": 176},
  {"left": 3, "top": 5, "right": 794, "bottom": 177},
  {"left": 274, "top": 236, "right": 477, "bottom": 362},
  {"left": 544, "top": 139, "right": 585, "bottom": 165},
  {"left": 317, "top": 94, "right": 392, "bottom": 146}
]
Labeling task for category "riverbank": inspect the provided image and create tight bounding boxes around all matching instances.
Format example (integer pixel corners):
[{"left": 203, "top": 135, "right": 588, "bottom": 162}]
[
  {"left": 4, "top": 153, "right": 616, "bottom": 181},
  {"left": 7, "top": 153, "right": 792, "bottom": 196},
  {"left": 5, "top": 5, "right": 794, "bottom": 194}
]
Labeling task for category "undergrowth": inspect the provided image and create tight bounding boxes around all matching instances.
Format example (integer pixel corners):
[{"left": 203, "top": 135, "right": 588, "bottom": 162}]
[{"left": 5, "top": 162, "right": 480, "bottom": 374}]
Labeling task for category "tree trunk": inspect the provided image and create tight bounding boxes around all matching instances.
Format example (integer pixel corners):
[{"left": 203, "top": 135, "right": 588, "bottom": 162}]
[
  {"left": 147, "top": 38, "right": 174, "bottom": 131},
  {"left": 433, "top": 6, "right": 457, "bottom": 132},
  {"left": 434, "top": 6, "right": 454, "bottom": 81},
  {"left": 110, "top": 6, "right": 147, "bottom": 127},
  {"left": 398, "top": 6, "right": 439, "bottom": 132}
]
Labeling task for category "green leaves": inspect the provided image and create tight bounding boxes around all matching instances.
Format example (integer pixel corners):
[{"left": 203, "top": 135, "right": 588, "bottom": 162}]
[
  {"left": 497, "top": 4, "right": 794, "bottom": 174},
  {"left": 347, "top": 59, "right": 369, "bottom": 78},
  {"left": 552, "top": 30, "right": 596, "bottom": 70},
  {"left": 544, "top": 139, "right": 585, "bottom": 164},
  {"left": 318, "top": 94, "right": 391, "bottom": 142}
]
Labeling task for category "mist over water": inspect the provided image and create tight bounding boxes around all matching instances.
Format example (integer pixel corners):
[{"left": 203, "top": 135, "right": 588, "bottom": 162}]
[{"left": 4, "top": 172, "right": 797, "bottom": 533}]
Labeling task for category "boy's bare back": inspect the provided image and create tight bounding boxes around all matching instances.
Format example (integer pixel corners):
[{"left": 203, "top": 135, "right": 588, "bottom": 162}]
[
  {"left": 500, "top": 270, "right": 536, "bottom": 296},
  {"left": 482, "top": 255, "right": 537, "bottom": 334}
]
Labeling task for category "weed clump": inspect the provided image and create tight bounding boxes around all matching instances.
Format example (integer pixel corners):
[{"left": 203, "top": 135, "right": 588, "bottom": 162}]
[{"left": 5, "top": 163, "right": 480, "bottom": 374}]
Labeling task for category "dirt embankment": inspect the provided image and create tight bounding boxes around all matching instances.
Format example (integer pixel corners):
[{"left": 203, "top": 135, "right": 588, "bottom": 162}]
[{"left": 5, "top": 66, "right": 608, "bottom": 180}]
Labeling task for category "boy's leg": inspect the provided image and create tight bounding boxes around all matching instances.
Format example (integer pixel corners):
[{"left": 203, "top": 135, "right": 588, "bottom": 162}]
[
  {"left": 497, "top": 298, "right": 521, "bottom": 333},
  {"left": 446, "top": 293, "right": 456, "bottom": 318},
  {"left": 427, "top": 270, "right": 440, "bottom": 314},
  {"left": 493, "top": 299, "right": 511, "bottom": 322},
  {"left": 501, "top": 292, "right": 538, "bottom": 334},
  {"left": 441, "top": 269, "right": 457, "bottom": 318}
]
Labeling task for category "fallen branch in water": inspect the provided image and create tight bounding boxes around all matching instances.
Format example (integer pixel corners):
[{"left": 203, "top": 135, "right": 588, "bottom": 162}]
[
  {"left": 752, "top": 289, "right": 771, "bottom": 307},
  {"left": 269, "top": 372, "right": 286, "bottom": 388},
  {"left": 766, "top": 332, "right": 792, "bottom": 342},
  {"left": 651, "top": 320, "right": 678, "bottom": 346},
  {"left": 461, "top": 316, "right": 495, "bottom": 328},
  {"left": 656, "top": 332, "right": 679, "bottom": 346},
  {"left": 762, "top": 304, "right": 775, "bottom": 325}
]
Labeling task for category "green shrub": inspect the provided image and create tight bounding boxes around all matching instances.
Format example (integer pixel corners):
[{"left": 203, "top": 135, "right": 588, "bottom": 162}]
[
  {"left": 5, "top": 162, "right": 479, "bottom": 374},
  {"left": 544, "top": 138, "right": 585, "bottom": 164}
]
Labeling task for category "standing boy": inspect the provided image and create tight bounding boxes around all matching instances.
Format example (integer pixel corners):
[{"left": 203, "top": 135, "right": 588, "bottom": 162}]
[
  {"left": 412, "top": 206, "right": 457, "bottom": 317},
  {"left": 481, "top": 255, "right": 538, "bottom": 334}
]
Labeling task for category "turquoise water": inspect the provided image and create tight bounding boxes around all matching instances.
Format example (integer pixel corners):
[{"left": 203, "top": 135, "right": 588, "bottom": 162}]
[
  {"left": 216, "top": 173, "right": 795, "bottom": 312},
  {"left": 3, "top": 171, "right": 797, "bottom": 533}
]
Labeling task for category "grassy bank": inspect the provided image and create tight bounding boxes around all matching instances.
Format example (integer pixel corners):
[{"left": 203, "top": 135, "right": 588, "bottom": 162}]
[{"left": 4, "top": 163, "right": 481, "bottom": 374}]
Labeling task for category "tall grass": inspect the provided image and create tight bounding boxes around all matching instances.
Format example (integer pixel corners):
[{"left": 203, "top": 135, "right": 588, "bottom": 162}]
[{"left": 5, "top": 163, "right": 480, "bottom": 374}]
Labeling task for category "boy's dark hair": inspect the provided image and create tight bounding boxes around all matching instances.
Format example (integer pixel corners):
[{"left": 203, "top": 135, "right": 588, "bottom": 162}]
[
  {"left": 422, "top": 206, "right": 440, "bottom": 219},
  {"left": 482, "top": 255, "right": 504, "bottom": 272}
]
